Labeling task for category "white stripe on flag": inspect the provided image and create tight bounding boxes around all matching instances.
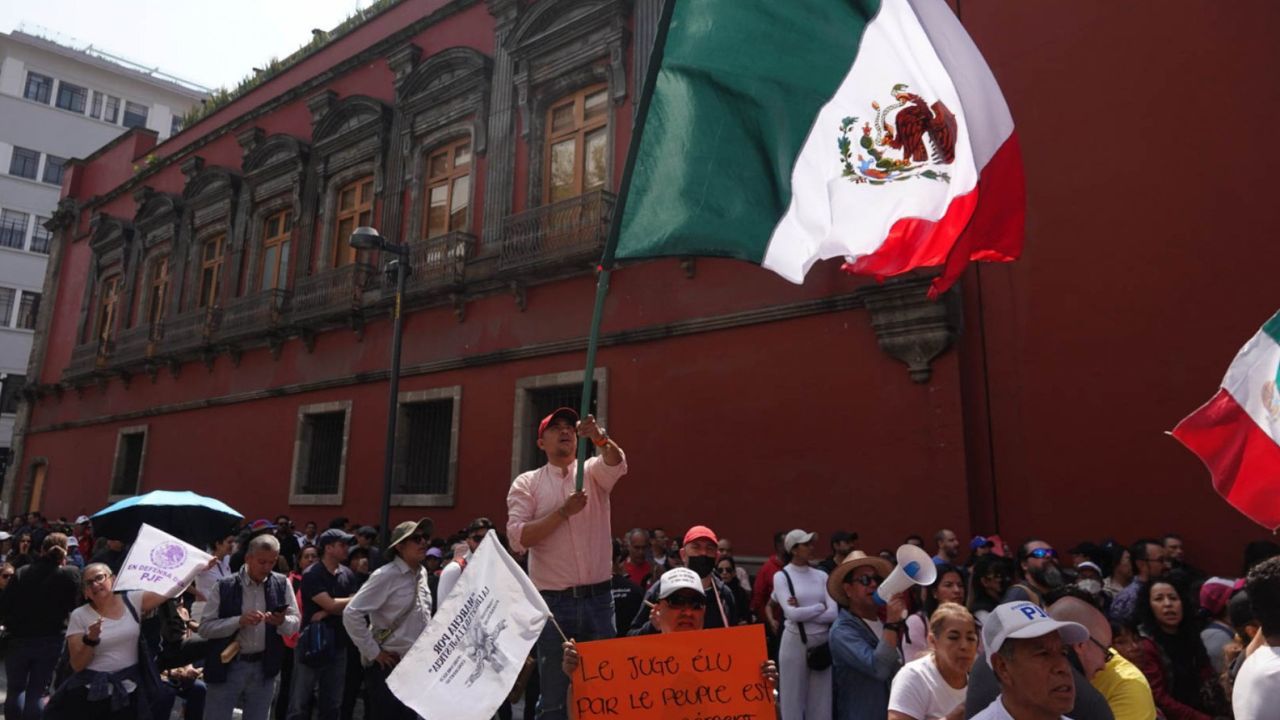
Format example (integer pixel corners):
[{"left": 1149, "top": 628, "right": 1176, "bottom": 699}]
[{"left": 1223, "top": 327, "right": 1280, "bottom": 446}]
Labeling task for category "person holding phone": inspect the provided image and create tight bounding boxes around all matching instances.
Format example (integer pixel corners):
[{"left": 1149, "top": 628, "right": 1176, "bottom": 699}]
[{"left": 199, "top": 533, "right": 300, "bottom": 720}]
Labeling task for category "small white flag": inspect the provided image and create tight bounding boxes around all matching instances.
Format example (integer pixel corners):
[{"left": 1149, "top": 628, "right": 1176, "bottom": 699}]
[
  {"left": 114, "top": 523, "right": 212, "bottom": 597},
  {"left": 388, "top": 533, "right": 550, "bottom": 720}
]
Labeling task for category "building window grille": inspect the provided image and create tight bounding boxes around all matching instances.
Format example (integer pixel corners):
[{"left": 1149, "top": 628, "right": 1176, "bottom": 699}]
[
  {"left": 103, "top": 95, "right": 120, "bottom": 123},
  {"left": 122, "top": 101, "right": 149, "bottom": 129},
  {"left": 261, "top": 210, "right": 292, "bottom": 290},
  {"left": 16, "top": 292, "right": 39, "bottom": 330},
  {"left": 0, "top": 288, "right": 14, "bottom": 328},
  {"left": 299, "top": 411, "right": 346, "bottom": 495},
  {"left": 30, "top": 218, "right": 51, "bottom": 254},
  {"left": 332, "top": 177, "right": 373, "bottom": 267},
  {"left": 55, "top": 81, "right": 88, "bottom": 113},
  {"left": 544, "top": 86, "right": 609, "bottom": 203},
  {"left": 110, "top": 428, "right": 147, "bottom": 496},
  {"left": 424, "top": 140, "right": 471, "bottom": 238},
  {"left": 0, "top": 374, "right": 24, "bottom": 414},
  {"left": 9, "top": 147, "right": 40, "bottom": 180},
  {"left": 0, "top": 210, "right": 29, "bottom": 250},
  {"left": 398, "top": 399, "right": 453, "bottom": 495},
  {"left": 147, "top": 257, "right": 170, "bottom": 327},
  {"left": 197, "top": 235, "right": 224, "bottom": 308},
  {"left": 42, "top": 155, "right": 67, "bottom": 186},
  {"left": 23, "top": 72, "right": 52, "bottom": 104}
]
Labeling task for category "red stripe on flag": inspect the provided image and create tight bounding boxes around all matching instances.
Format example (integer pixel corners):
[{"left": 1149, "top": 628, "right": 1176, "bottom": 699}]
[
  {"left": 841, "top": 133, "right": 1025, "bottom": 295},
  {"left": 1171, "top": 388, "right": 1280, "bottom": 530}
]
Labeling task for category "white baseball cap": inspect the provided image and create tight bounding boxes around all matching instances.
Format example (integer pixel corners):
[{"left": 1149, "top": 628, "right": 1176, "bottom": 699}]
[
  {"left": 66, "top": 536, "right": 79, "bottom": 548},
  {"left": 656, "top": 568, "right": 703, "bottom": 600},
  {"left": 784, "top": 529, "right": 817, "bottom": 553},
  {"left": 75, "top": 515, "right": 91, "bottom": 525},
  {"left": 0, "top": 531, "right": 10, "bottom": 542},
  {"left": 983, "top": 601, "right": 1088, "bottom": 667}
]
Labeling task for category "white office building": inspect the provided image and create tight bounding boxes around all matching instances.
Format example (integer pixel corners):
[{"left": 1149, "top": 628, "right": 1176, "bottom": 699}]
[{"left": 0, "top": 29, "right": 207, "bottom": 476}]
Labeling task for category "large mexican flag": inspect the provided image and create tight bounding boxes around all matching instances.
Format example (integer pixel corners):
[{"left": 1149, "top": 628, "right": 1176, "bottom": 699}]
[
  {"left": 1172, "top": 313, "right": 1280, "bottom": 530},
  {"left": 613, "top": 0, "right": 1024, "bottom": 295}
]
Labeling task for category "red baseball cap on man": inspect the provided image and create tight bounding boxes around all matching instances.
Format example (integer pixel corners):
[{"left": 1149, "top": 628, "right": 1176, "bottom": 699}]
[
  {"left": 538, "top": 407, "right": 579, "bottom": 437},
  {"left": 683, "top": 525, "right": 718, "bottom": 546}
]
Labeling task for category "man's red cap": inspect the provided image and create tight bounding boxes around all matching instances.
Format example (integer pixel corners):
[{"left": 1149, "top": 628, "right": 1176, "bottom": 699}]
[
  {"left": 538, "top": 407, "right": 579, "bottom": 438},
  {"left": 683, "top": 525, "right": 718, "bottom": 546}
]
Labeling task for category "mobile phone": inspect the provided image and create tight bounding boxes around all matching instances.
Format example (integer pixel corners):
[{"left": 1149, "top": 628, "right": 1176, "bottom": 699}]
[{"left": 271, "top": 605, "right": 287, "bottom": 614}]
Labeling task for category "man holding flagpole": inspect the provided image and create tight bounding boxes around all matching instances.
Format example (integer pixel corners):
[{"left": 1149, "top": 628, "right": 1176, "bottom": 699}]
[{"left": 506, "top": 406, "right": 626, "bottom": 720}]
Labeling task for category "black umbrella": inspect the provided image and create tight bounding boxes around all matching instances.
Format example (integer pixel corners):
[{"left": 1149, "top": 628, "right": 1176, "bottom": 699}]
[{"left": 91, "top": 490, "right": 244, "bottom": 548}]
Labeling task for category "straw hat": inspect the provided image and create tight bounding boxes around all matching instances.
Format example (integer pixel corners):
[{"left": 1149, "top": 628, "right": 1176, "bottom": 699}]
[{"left": 826, "top": 551, "right": 893, "bottom": 607}]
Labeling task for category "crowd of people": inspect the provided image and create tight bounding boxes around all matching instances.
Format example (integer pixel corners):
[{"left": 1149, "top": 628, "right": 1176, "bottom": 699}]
[{"left": 0, "top": 408, "right": 1276, "bottom": 720}]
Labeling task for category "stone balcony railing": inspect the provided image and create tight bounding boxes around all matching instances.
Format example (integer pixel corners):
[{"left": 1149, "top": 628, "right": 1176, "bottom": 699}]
[
  {"left": 157, "top": 307, "right": 219, "bottom": 357},
  {"left": 499, "top": 190, "right": 615, "bottom": 273},
  {"left": 397, "top": 232, "right": 472, "bottom": 299},
  {"left": 111, "top": 324, "right": 158, "bottom": 366},
  {"left": 217, "top": 289, "right": 291, "bottom": 344},
  {"left": 289, "top": 263, "right": 374, "bottom": 327}
]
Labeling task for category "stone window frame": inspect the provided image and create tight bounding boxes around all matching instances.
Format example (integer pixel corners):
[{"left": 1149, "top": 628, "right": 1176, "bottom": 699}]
[
  {"left": 306, "top": 94, "right": 391, "bottom": 276},
  {"left": 288, "top": 400, "right": 353, "bottom": 505},
  {"left": 108, "top": 424, "right": 148, "bottom": 502},
  {"left": 75, "top": 214, "right": 133, "bottom": 347},
  {"left": 510, "top": 367, "right": 608, "bottom": 480},
  {"left": 179, "top": 164, "right": 241, "bottom": 311},
  {"left": 129, "top": 190, "right": 183, "bottom": 329},
  {"left": 508, "top": 0, "right": 628, "bottom": 207},
  {"left": 390, "top": 45, "right": 493, "bottom": 245},
  {"left": 392, "top": 385, "right": 462, "bottom": 507},
  {"left": 238, "top": 131, "right": 310, "bottom": 296}
]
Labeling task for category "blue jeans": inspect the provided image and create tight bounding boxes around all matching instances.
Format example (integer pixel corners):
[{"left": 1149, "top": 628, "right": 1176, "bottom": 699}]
[
  {"left": 4, "top": 635, "right": 62, "bottom": 720},
  {"left": 535, "top": 590, "right": 615, "bottom": 720},
  {"left": 204, "top": 658, "right": 278, "bottom": 720},
  {"left": 288, "top": 647, "right": 347, "bottom": 720},
  {"left": 154, "top": 679, "right": 207, "bottom": 720}
]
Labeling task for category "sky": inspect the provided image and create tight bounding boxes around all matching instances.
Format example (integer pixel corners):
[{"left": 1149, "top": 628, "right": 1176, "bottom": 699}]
[{"left": 0, "top": 0, "right": 382, "bottom": 92}]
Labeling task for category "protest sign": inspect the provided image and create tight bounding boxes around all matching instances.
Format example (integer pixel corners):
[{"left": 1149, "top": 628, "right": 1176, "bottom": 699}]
[
  {"left": 388, "top": 533, "right": 550, "bottom": 720},
  {"left": 570, "top": 625, "right": 775, "bottom": 720},
  {"left": 114, "top": 523, "right": 212, "bottom": 596}
]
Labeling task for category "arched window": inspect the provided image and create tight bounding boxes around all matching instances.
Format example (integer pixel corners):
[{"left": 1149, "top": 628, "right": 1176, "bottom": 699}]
[
  {"left": 425, "top": 139, "right": 471, "bottom": 238},
  {"left": 545, "top": 85, "right": 609, "bottom": 202},
  {"left": 332, "top": 177, "right": 373, "bottom": 267},
  {"left": 261, "top": 210, "right": 292, "bottom": 290},
  {"left": 197, "top": 235, "right": 225, "bottom": 308}
]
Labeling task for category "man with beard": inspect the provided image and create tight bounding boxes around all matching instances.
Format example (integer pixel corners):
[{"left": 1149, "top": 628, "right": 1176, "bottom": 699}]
[
  {"left": 628, "top": 525, "right": 738, "bottom": 633},
  {"left": 1003, "top": 540, "right": 1064, "bottom": 608}
]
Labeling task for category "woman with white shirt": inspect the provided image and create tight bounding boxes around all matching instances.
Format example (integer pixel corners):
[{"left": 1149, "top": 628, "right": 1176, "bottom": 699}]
[
  {"left": 771, "top": 529, "right": 838, "bottom": 720},
  {"left": 888, "top": 603, "right": 978, "bottom": 720}
]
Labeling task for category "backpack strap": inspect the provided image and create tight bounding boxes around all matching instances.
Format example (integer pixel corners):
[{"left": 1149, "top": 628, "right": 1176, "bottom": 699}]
[{"left": 121, "top": 592, "right": 141, "bottom": 623}]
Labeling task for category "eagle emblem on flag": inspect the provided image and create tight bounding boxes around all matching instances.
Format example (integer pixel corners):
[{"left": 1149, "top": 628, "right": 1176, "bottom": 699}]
[{"left": 838, "top": 83, "right": 957, "bottom": 184}]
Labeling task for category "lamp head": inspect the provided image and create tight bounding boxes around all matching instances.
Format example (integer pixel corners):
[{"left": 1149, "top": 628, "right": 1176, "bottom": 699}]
[{"left": 349, "top": 226, "right": 383, "bottom": 251}]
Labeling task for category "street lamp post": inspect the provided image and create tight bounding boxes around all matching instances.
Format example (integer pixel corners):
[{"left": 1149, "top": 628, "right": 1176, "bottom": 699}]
[{"left": 349, "top": 226, "right": 409, "bottom": 548}]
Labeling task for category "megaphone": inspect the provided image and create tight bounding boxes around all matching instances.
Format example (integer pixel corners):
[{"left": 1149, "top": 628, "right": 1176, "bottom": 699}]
[{"left": 874, "top": 544, "right": 937, "bottom": 605}]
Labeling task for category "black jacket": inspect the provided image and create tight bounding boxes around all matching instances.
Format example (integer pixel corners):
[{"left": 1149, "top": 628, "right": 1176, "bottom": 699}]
[{"left": 0, "top": 557, "right": 80, "bottom": 638}]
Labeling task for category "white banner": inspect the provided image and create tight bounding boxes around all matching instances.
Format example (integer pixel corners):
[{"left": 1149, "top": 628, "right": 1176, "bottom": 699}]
[
  {"left": 388, "top": 533, "right": 550, "bottom": 720},
  {"left": 114, "top": 523, "right": 213, "bottom": 597}
]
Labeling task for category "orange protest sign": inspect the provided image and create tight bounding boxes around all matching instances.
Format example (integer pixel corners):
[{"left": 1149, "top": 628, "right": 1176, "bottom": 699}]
[{"left": 569, "top": 625, "right": 775, "bottom": 720}]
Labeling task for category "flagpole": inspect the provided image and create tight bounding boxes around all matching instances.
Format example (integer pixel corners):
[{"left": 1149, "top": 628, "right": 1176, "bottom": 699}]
[{"left": 573, "top": 0, "right": 678, "bottom": 491}]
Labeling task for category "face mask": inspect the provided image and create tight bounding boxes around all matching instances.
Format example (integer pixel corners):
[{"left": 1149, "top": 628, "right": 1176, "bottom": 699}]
[
  {"left": 685, "top": 555, "right": 716, "bottom": 579},
  {"left": 1077, "top": 579, "right": 1102, "bottom": 595}
]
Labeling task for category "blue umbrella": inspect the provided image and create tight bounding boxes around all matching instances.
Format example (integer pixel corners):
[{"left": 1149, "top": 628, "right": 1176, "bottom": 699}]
[{"left": 91, "top": 490, "right": 244, "bottom": 547}]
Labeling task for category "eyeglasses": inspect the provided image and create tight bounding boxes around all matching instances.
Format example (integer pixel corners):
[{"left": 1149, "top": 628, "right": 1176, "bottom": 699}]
[
  {"left": 1028, "top": 548, "right": 1058, "bottom": 559},
  {"left": 847, "top": 575, "right": 884, "bottom": 587},
  {"left": 1089, "top": 637, "right": 1115, "bottom": 663},
  {"left": 716, "top": 567, "right": 735, "bottom": 575},
  {"left": 85, "top": 573, "right": 111, "bottom": 586},
  {"left": 664, "top": 594, "right": 706, "bottom": 610},
  {"left": 0, "top": 573, "right": 13, "bottom": 580}
]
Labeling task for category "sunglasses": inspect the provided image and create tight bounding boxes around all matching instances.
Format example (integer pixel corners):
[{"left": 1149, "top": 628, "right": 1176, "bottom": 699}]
[
  {"left": 1028, "top": 548, "right": 1058, "bottom": 559},
  {"left": 1089, "top": 637, "right": 1115, "bottom": 663},
  {"left": 0, "top": 573, "right": 13, "bottom": 580},
  {"left": 664, "top": 594, "right": 706, "bottom": 610},
  {"left": 716, "top": 567, "right": 735, "bottom": 574},
  {"left": 405, "top": 534, "right": 428, "bottom": 544},
  {"left": 847, "top": 574, "right": 883, "bottom": 587}
]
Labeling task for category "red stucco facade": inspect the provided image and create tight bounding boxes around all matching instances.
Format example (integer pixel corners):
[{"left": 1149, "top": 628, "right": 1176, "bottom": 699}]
[{"left": 8, "top": 1, "right": 1279, "bottom": 575}]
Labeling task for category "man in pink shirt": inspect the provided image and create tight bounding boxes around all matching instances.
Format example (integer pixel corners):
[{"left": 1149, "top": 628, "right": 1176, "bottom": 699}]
[{"left": 506, "top": 406, "right": 627, "bottom": 720}]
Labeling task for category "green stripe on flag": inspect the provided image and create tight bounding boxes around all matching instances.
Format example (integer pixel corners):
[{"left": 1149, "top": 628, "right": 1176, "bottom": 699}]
[
  {"left": 1262, "top": 310, "right": 1280, "bottom": 345},
  {"left": 614, "top": 0, "right": 882, "bottom": 264}
]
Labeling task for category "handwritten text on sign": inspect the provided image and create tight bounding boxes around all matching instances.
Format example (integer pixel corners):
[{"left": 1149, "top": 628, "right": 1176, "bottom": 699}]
[{"left": 571, "top": 625, "right": 774, "bottom": 720}]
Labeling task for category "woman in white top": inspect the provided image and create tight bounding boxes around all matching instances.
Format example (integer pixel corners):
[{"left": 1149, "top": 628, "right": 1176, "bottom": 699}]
[
  {"left": 55, "top": 562, "right": 173, "bottom": 718},
  {"left": 903, "top": 563, "right": 966, "bottom": 662},
  {"left": 888, "top": 603, "right": 978, "bottom": 720},
  {"left": 771, "top": 529, "right": 838, "bottom": 720}
]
